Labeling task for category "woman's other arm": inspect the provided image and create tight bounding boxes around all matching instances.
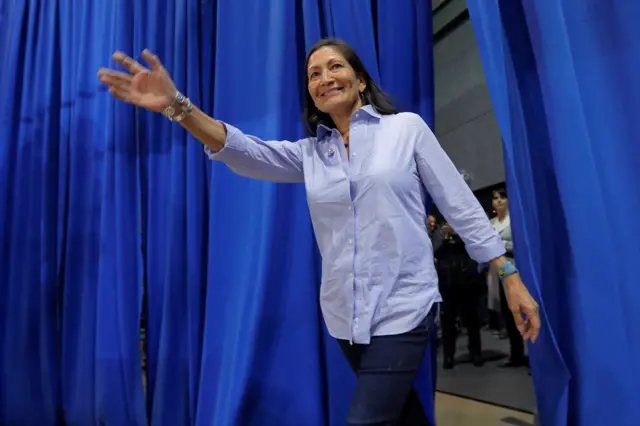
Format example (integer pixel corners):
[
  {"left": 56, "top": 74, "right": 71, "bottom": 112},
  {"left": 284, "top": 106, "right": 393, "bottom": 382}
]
[
  {"left": 410, "top": 113, "right": 505, "bottom": 264},
  {"left": 410, "top": 113, "right": 540, "bottom": 342}
]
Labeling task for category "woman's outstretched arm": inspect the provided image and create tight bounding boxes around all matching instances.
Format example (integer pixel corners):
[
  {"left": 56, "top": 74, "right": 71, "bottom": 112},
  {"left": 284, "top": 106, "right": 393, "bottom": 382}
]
[{"left": 99, "top": 50, "right": 305, "bottom": 182}]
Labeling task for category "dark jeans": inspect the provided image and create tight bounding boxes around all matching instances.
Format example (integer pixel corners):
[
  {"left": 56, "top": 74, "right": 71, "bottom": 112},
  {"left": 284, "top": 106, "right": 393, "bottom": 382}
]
[
  {"left": 440, "top": 281, "right": 482, "bottom": 359},
  {"left": 337, "top": 306, "right": 436, "bottom": 426},
  {"left": 499, "top": 280, "right": 525, "bottom": 360}
]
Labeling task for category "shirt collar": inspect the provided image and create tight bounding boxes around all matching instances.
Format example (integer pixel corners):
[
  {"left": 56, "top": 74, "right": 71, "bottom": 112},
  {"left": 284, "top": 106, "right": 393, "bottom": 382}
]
[{"left": 316, "top": 104, "right": 381, "bottom": 140}]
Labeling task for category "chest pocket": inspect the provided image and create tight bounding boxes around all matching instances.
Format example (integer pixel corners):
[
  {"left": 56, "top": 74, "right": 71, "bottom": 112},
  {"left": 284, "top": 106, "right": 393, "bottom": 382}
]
[{"left": 305, "top": 139, "right": 351, "bottom": 206}]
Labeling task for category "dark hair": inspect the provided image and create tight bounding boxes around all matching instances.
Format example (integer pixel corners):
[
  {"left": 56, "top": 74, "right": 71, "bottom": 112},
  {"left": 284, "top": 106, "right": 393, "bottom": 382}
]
[
  {"left": 303, "top": 38, "right": 398, "bottom": 136},
  {"left": 493, "top": 188, "right": 508, "bottom": 199}
]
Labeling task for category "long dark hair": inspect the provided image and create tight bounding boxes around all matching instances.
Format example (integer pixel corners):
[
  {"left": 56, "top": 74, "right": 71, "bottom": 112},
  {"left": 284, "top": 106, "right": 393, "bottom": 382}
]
[
  {"left": 303, "top": 38, "right": 398, "bottom": 136},
  {"left": 493, "top": 187, "right": 508, "bottom": 199}
]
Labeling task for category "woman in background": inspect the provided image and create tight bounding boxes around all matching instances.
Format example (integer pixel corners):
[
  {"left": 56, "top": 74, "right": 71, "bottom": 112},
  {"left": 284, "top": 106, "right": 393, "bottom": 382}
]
[{"left": 488, "top": 188, "right": 528, "bottom": 367}]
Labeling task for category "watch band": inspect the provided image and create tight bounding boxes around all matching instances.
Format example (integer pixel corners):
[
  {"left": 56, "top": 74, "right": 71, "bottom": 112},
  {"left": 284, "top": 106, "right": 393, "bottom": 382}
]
[{"left": 497, "top": 260, "right": 518, "bottom": 281}]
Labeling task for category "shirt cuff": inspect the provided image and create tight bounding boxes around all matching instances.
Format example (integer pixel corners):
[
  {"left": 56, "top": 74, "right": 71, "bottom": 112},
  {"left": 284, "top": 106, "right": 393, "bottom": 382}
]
[
  {"left": 466, "top": 239, "right": 507, "bottom": 264},
  {"left": 203, "top": 121, "right": 245, "bottom": 160}
]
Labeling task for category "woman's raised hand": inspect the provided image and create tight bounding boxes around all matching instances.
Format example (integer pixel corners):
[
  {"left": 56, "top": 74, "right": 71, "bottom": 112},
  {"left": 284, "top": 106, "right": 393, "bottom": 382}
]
[{"left": 98, "top": 50, "right": 176, "bottom": 112}]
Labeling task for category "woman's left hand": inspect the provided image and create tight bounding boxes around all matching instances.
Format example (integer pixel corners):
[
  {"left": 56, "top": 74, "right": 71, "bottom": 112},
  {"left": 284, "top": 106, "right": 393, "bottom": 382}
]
[{"left": 503, "top": 275, "right": 541, "bottom": 343}]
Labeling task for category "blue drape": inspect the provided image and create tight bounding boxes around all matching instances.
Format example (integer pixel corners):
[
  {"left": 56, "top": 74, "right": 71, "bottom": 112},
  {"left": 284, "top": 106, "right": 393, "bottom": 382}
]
[
  {"left": 1, "top": 0, "right": 146, "bottom": 425},
  {"left": 467, "top": 1, "right": 640, "bottom": 425},
  {"left": 0, "top": 1, "right": 62, "bottom": 424},
  {"left": 1, "top": 1, "right": 435, "bottom": 425}
]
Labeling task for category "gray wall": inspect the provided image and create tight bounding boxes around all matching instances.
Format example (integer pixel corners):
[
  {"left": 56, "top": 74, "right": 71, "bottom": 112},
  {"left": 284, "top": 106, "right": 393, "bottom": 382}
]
[{"left": 432, "top": 0, "right": 504, "bottom": 191}]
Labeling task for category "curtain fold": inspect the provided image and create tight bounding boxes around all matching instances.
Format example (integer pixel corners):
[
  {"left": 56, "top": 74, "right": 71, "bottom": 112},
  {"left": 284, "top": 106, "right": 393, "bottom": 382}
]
[
  {"left": 93, "top": 1, "right": 147, "bottom": 424},
  {"left": 59, "top": 0, "right": 146, "bottom": 425},
  {"left": 0, "top": 0, "right": 62, "bottom": 424},
  {"left": 1, "top": 1, "right": 435, "bottom": 425},
  {"left": 468, "top": 1, "right": 640, "bottom": 425},
  {"left": 1, "top": 1, "right": 145, "bottom": 425}
]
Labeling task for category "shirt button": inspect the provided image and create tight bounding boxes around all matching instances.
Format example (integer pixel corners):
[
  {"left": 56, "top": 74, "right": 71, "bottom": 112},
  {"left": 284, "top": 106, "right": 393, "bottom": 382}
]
[
  {"left": 352, "top": 152, "right": 356, "bottom": 157},
  {"left": 348, "top": 239, "right": 353, "bottom": 244},
  {"left": 355, "top": 113, "right": 359, "bottom": 118},
  {"left": 348, "top": 206, "right": 352, "bottom": 211}
]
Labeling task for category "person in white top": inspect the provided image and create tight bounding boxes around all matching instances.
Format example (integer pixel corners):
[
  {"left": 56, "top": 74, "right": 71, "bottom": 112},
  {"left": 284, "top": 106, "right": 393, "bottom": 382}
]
[{"left": 488, "top": 188, "right": 527, "bottom": 367}]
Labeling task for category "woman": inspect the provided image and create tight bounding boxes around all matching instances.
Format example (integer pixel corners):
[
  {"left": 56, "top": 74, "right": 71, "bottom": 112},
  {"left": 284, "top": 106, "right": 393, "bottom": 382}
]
[
  {"left": 488, "top": 188, "right": 528, "bottom": 367},
  {"left": 98, "top": 38, "right": 540, "bottom": 426}
]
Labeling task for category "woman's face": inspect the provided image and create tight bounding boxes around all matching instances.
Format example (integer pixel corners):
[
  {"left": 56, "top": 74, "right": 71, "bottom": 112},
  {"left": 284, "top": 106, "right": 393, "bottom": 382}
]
[
  {"left": 492, "top": 191, "right": 509, "bottom": 214},
  {"left": 307, "top": 46, "right": 365, "bottom": 117}
]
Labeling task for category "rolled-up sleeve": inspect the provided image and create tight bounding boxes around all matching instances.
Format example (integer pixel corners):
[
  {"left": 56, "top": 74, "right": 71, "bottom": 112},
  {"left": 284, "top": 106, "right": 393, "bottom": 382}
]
[
  {"left": 412, "top": 117, "right": 505, "bottom": 263},
  {"left": 204, "top": 122, "right": 306, "bottom": 183}
]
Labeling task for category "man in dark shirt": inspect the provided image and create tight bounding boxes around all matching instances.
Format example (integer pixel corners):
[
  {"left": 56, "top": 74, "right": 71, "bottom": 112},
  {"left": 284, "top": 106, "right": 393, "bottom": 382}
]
[{"left": 433, "top": 223, "right": 484, "bottom": 369}]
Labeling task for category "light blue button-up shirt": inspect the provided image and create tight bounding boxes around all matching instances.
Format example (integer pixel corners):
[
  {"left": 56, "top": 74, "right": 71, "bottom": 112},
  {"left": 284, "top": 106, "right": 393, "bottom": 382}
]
[{"left": 206, "top": 105, "right": 505, "bottom": 344}]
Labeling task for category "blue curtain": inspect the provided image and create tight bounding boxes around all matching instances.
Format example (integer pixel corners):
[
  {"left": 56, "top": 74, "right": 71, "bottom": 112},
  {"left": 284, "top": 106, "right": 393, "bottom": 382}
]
[
  {"left": 1, "top": 1, "right": 434, "bottom": 425},
  {"left": 1, "top": 0, "right": 146, "bottom": 425},
  {"left": 0, "top": 1, "right": 62, "bottom": 424},
  {"left": 467, "top": 1, "right": 640, "bottom": 425}
]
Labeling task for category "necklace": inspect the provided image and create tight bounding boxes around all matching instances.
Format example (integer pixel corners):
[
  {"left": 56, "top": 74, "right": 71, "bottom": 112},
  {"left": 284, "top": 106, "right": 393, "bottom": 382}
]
[{"left": 342, "top": 131, "right": 350, "bottom": 154}]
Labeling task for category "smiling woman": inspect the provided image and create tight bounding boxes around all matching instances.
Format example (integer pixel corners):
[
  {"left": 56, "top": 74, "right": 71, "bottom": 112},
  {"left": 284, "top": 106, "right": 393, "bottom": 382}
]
[
  {"left": 302, "top": 39, "right": 398, "bottom": 145},
  {"left": 97, "top": 37, "right": 540, "bottom": 426}
]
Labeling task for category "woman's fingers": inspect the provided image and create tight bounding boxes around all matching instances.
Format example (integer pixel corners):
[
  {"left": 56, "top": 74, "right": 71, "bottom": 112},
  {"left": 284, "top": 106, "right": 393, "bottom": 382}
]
[
  {"left": 112, "top": 51, "right": 147, "bottom": 74},
  {"left": 108, "top": 85, "right": 142, "bottom": 105},
  {"left": 513, "top": 302, "right": 540, "bottom": 343},
  {"left": 141, "top": 49, "right": 163, "bottom": 71},
  {"left": 99, "top": 72, "right": 132, "bottom": 91},
  {"left": 98, "top": 68, "right": 132, "bottom": 83},
  {"left": 98, "top": 68, "right": 135, "bottom": 105},
  {"left": 108, "top": 85, "right": 132, "bottom": 103},
  {"left": 525, "top": 306, "right": 541, "bottom": 343}
]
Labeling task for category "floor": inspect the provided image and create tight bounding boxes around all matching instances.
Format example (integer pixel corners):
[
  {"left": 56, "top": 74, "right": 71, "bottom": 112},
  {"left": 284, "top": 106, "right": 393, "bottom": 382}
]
[
  {"left": 435, "top": 393, "right": 535, "bottom": 426},
  {"left": 435, "top": 329, "right": 536, "bottom": 413}
]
